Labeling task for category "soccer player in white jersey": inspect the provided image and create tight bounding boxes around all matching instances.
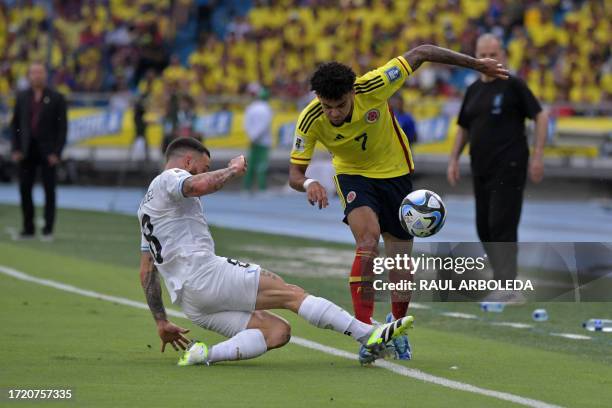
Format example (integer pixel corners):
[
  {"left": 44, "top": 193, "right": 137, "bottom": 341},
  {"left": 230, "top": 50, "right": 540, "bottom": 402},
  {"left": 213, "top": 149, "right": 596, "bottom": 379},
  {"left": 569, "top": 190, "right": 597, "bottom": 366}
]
[{"left": 138, "top": 138, "right": 413, "bottom": 366}]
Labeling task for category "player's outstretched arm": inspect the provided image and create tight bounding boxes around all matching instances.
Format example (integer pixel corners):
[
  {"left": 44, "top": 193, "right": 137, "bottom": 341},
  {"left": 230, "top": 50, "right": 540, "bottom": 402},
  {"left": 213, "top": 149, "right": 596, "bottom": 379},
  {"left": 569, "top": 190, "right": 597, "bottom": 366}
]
[
  {"left": 182, "top": 155, "right": 247, "bottom": 197},
  {"left": 403, "top": 44, "right": 509, "bottom": 79},
  {"left": 139, "top": 252, "right": 190, "bottom": 352}
]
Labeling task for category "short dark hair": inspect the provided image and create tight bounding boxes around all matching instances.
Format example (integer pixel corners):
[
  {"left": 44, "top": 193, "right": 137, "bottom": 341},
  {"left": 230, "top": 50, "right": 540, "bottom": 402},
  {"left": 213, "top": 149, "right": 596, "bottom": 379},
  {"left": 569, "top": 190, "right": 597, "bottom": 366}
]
[
  {"left": 310, "top": 62, "right": 356, "bottom": 100},
  {"left": 165, "top": 138, "right": 210, "bottom": 161}
]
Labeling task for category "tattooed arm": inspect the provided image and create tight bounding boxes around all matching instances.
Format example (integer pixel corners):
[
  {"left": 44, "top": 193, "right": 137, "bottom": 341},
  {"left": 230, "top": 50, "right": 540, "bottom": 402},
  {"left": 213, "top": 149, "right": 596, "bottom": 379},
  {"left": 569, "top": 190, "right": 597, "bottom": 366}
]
[
  {"left": 182, "top": 155, "right": 247, "bottom": 197},
  {"left": 140, "top": 252, "right": 167, "bottom": 321},
  {"left": 139, "top": 252, "right": 190, "bottom": 352},
  {"left": 403, "top": 45, "right": 509, "bottom": 78}
]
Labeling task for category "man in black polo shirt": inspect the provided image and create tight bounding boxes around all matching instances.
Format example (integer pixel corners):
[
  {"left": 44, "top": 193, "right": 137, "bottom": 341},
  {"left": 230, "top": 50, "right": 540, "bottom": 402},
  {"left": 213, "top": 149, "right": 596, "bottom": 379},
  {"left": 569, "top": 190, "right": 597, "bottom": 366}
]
[{"left": 447, "top": 34, "right": 548, "bottom": 300}]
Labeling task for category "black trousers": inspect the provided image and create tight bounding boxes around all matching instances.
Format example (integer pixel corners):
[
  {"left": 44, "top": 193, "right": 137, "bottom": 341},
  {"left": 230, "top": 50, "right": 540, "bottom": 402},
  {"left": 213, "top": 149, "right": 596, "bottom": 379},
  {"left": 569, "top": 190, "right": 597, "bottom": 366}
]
[
  {"left": 18, "top": 144, "right": 57, "bottom": 234},
  {"left": 473, "top": 164, "right": 527, "bottom": 280}
]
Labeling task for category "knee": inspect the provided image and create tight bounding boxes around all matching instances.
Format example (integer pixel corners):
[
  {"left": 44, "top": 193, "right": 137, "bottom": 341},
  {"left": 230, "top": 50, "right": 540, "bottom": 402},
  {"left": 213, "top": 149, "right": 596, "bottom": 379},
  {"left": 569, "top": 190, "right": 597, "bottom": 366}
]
[
  {"left": 249, "top": 311, "right": 292, "bottom": 349},
  {"left": 265, "top": 320, "right": 292, "bottom": 349},
  {"left": 355, "top": 234, "right": 379, "bottom": 253}
]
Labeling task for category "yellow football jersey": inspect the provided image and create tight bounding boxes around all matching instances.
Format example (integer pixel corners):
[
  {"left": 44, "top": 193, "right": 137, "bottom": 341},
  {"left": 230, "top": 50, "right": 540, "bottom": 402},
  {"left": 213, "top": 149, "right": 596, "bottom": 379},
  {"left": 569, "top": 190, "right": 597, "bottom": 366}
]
[{"left": 290, "top": 56, "right": 415, "bottom": 178}]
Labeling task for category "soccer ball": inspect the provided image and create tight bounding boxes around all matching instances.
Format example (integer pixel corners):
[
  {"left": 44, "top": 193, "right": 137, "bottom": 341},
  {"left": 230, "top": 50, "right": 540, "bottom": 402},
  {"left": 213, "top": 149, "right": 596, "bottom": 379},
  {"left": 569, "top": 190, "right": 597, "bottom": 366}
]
[{"left": 398, "top": 190, "right": 447, "bottom": 238}]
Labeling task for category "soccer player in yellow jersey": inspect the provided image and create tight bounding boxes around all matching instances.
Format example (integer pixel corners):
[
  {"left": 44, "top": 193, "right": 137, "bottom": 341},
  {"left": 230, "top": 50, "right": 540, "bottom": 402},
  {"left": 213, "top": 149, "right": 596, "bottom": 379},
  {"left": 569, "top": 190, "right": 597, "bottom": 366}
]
[{"left": 288, "top": 44, "right": 508, "bottom": 364}]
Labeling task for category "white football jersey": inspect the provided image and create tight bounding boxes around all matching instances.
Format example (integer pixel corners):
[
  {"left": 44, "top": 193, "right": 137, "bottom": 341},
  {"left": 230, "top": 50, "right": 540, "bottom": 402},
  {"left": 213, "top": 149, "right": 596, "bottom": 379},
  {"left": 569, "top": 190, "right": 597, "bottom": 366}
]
[{"left": 137, "top": 168, "right": 216, "bottom": 303}]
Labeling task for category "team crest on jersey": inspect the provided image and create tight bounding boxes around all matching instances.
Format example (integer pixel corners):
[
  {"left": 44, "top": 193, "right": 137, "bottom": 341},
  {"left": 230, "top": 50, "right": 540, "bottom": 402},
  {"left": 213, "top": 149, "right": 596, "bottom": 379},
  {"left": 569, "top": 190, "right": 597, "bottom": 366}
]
[
  {"left": 293, "top": 134, "right": 305, "bottom": 152},
  {"left": 492, "top": 93, "right": 503, "bottom": 114},
  {"left": 347, "top": 191, "right": 357, "bottom": 203},
  {"left": 365, "top": 109, "right": 380, "bottom": 124},
  {"left": 385, "top": 66, "right": 401, "bottom": 82}
]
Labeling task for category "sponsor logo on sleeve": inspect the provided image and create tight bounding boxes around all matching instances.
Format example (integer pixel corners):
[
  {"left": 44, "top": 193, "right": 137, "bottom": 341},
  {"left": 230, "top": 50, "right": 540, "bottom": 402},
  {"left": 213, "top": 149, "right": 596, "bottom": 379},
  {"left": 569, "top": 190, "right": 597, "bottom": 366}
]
[
  {"left": 294, "top": 134, "right": 305, "bottom": 152},
  {"left": 385, "top": 66, "right": 401, "bottom": 82}
]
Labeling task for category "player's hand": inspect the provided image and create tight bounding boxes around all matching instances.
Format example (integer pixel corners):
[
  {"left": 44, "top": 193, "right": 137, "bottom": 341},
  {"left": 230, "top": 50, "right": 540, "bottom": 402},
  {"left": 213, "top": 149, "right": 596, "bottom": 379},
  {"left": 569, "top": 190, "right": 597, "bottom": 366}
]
[
  {"left": 447, "top": 159, "right": 460, "bottom": 186},
  {"left": 156, "top": 320, "right": 191, "bottom": 352},
  {"left": 475, "top": 58, "right": 509, "bottom": 79},
  {"left": 229, "top": 155, "right": 247, "bottom": 176},
  {"left": 47, "top": 154, "right": 60, "bottom": 167},
  {"left": 529, "top": 155, "right": 544, "bottom": 183},
  {"left": 11, "top": 151, "right": 23, "bottom": 162},
  {"left": 306, "top": 181, "right": 328, "bottom": 209}
]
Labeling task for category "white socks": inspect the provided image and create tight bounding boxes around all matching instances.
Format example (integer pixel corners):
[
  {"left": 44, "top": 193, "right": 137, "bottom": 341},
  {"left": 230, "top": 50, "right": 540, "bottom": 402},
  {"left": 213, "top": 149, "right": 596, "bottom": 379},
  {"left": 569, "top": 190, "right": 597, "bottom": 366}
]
[
  {"left": 298, "top": 295, "right": 372, "bottom": 344},
  {"left": 207, "top": 296, "right": 375, "bottom": 364},
  {"left": 208, "top": 329, "right": 267, "bottom": 363}
]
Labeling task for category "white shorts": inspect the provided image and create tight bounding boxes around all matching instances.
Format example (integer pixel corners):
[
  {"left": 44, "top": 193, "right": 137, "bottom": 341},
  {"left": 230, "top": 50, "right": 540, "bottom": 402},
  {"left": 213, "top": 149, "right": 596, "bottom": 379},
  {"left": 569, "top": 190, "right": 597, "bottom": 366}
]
[{"left": 180, "top": 256, "right": 261, "bottom": 338}]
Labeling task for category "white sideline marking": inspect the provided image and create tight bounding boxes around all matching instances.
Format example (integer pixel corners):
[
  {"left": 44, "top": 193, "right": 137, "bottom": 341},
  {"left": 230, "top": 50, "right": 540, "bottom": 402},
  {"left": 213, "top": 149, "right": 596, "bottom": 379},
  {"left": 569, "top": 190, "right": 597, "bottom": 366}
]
[
  {"left": 549, "top": 333, "right": 591, "bottom": 340},
  {"left": 407, "top": 302, "right": 430, "bottom": 310},
  {"left": 0, "top": 265, "right": 563, "bottom": 408},
  {"left": 492, "top": 322, "right": 534, "bottom": 329},
  {"left": 441, "top": 312, "right": 478, "bottom": 319}
]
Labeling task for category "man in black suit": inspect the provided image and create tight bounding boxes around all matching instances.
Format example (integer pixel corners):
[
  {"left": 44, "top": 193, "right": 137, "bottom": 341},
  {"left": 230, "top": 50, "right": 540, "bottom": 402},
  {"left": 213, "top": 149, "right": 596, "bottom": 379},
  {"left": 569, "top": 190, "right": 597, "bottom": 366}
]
[{"left": 11, "top": 63, "right": 67, "bottom": 240}]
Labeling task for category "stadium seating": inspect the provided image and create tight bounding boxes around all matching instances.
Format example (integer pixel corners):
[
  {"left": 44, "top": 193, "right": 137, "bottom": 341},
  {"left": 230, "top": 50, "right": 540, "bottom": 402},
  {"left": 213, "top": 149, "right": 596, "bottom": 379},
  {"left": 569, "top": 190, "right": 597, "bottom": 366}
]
[{"left": 0, "top": 0, "right": 610, "bottom": 106}]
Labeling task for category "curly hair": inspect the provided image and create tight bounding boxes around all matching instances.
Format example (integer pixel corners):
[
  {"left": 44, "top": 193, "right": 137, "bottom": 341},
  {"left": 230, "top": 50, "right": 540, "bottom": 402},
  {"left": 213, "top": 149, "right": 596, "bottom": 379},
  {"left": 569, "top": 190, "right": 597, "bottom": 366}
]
[{"left": 310, "top": 62, "right": 356, "bottom": 100}]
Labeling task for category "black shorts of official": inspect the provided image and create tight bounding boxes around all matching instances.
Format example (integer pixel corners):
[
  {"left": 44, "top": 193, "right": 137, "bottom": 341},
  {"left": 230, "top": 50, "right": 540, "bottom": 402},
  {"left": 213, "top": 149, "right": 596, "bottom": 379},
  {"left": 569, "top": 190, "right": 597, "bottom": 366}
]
[{"left": 334, "top": 173, "right": 413, "bottom": 240}]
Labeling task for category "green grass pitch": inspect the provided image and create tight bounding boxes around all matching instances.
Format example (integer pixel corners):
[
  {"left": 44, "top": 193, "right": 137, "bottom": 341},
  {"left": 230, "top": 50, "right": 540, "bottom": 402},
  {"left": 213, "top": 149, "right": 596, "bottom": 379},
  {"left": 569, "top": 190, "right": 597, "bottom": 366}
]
[{"left": 0, "top": 204, "right": 611, "bottom": 407}]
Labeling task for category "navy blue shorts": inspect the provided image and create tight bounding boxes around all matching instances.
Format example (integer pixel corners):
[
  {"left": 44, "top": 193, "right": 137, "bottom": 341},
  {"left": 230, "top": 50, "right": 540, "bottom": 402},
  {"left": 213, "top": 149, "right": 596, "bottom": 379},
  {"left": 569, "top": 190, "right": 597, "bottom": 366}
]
[{"left": 334, "top": 173, "right": 413, "bottom": 240}]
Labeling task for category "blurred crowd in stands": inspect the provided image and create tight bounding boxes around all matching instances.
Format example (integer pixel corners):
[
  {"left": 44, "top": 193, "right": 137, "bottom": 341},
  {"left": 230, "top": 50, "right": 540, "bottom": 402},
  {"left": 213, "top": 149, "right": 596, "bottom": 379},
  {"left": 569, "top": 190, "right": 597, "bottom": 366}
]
[{"left": 0, "top": 0, "right": 610, "bottom": 113}]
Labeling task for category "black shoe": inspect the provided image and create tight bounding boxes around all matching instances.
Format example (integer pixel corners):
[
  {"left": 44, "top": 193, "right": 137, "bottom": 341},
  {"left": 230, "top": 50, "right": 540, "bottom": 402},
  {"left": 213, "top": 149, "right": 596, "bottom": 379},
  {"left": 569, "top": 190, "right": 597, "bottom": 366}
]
[
  {"left": 14, "top": 231, "right": 35, "bottom": 241},
  {"left": 41, "top": 230, "right": 54, "bottom": 242}
]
